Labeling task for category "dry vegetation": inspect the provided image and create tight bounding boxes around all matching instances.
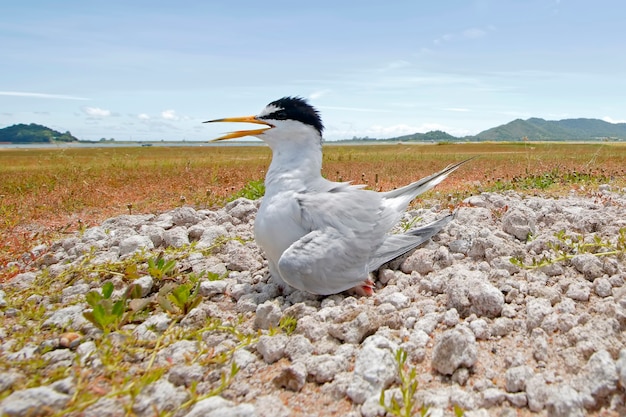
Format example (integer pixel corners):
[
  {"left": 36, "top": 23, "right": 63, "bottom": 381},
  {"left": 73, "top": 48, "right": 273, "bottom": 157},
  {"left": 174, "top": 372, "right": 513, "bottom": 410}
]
[{"left": 1, "top": 142, "right": 625, "bottom": 282}]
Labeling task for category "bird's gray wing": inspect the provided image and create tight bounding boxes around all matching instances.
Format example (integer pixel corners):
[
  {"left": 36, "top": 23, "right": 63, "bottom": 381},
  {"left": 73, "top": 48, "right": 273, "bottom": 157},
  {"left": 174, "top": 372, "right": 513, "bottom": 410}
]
[
  {"left": 368, "top": 214, "right": 454, "bottom": 271},
  {"left": 276, "top": 185, "right": 389, "bottom": 295}
]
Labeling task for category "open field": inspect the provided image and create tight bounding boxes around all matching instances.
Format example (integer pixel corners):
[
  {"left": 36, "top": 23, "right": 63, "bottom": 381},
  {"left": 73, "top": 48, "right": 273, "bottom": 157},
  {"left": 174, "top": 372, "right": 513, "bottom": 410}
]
[{"left": 1, "top": 142, "right": 625, "bottom": 281}]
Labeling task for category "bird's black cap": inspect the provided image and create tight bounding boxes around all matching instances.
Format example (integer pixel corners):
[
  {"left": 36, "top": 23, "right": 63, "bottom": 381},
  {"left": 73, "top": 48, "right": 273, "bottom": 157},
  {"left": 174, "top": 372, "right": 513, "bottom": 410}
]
[{"left": 262, "top": 96, "right": 324, "bottom": 135}]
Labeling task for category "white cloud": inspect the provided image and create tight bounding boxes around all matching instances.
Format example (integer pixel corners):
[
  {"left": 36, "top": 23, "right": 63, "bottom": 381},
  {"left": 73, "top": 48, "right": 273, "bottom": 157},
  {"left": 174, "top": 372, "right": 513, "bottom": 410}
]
[
  {"left": 138, "top": 113, "right": 150, "bottom": 120},
  {"left": 434, "top": 26, "right": 492, "bottom": 45},
  {"left": 0, "top": 91, "right": 89, "bottom": 100},
  {"left": 309, "top": 89, "right": 331, "bottom": 100},
  {"left": 319, "top": 105, "right": 392, "bottom": 113},
  {"left": 463, "top": 28, "right": 487, "bottom": 39},
  {"left": 379, "top": 60, "right": 411, "bottom": 72},
  {"left": 602, "top": 116, "right": 626, "bottom": 124},
  {"left": 442, "top": 107, "right": 470, "bottom": 112},
  {"left": 83, "top": 106, "right": 111, "bottom": 117},
  {"left": 161, "top": 109, "right": 179, "bottom": 120},
  {"left": 328, "top": 122, "right": 472, "bottom": 140}
]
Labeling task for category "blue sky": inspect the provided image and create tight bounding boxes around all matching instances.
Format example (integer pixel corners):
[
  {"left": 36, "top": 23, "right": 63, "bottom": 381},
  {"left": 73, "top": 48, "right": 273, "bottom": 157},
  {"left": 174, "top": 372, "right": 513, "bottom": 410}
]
[{"left": 1, "top": 0, "right": 625, "bottom": 141}]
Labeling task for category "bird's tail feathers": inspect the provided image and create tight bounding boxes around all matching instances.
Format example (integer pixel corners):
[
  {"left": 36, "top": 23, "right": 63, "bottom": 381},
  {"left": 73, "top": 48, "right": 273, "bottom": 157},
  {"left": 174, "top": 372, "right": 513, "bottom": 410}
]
[
  {"left": 382, "top": 158, "right": 474, "bottom": 210},
  {"left": 368, "top": 213, "right": 455, "bottom": 271}
]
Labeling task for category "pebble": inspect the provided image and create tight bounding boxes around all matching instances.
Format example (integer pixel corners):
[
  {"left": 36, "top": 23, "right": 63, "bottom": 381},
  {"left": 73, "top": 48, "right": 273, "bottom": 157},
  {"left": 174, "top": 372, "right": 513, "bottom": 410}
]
[
  {"left": 431, "top": 326, "right": 477, "bottom": 375},
  {"left": 0, "top": 386, "right": 70, "bottom": 416}
]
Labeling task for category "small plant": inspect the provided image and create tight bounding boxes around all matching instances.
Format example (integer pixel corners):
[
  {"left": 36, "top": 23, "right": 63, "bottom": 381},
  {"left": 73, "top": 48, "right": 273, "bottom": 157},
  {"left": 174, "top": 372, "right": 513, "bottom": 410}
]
[
  {"left": 83, "top": 282, "right": 143, "bottom": 333},
  {"left": 147, "top": 253, "right": 177, "bottom": 280},
  {"left": 279, "top": 315, "right": 298, "bottom": 335},
  {"left": 511, "top": 227, "right": 626, "bottom": 269},
  {"left": 157, "top": 281, "right": 202, "bottom": 315},
  {"left": 228, "top": 179, "right": 265, "bottom": 201},
  {"left": 398, "top": 216, "right": 423, "bottom": 233},
  {"left": 380, "top": 348, "right": 427, "bottom": 417}
]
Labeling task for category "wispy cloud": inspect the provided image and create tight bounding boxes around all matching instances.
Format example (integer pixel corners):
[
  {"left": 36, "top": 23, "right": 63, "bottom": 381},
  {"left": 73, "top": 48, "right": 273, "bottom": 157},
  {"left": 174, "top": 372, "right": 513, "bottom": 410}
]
[
  {"left": 83, "top": 107, "right": 111, "bottom": 117},
  {"left": 378, "top": 60, "right": 411, "bottom": 72},
  {"left": 364, "top": 123, "right": 471, "bottom": 138},
  {"left": 161, "top": 109, "right": 179, "bottom": 120},
  {"left": 138, "top": 113, "right": 150, "bottom": 120},
  {"left": 603, "top": 116, "right": 626, "bottom": 124},
  {"left": 0, "top": 91, "right": 89, "bottom": 100},
  {"left": 309, "top": 89, "right": 332, "bottom": 100},
  {"left": 442, "top": 107, "right": 470, "bottom": 112},
  {"left": 462, "top": 28, "right": 487, "bottom": 39},
  {"left": 434, "top": 26, "right": 492, "bottom": 45},
  {"left": 318, "top": 105, "right": 393, "bottom": 113}
]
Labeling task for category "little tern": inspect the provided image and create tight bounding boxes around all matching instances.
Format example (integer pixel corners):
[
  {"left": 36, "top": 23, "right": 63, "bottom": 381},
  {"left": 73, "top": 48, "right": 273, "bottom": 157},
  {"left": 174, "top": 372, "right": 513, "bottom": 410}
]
[{"left": 206, "top": 97, "right": 468, "bottom": 296}]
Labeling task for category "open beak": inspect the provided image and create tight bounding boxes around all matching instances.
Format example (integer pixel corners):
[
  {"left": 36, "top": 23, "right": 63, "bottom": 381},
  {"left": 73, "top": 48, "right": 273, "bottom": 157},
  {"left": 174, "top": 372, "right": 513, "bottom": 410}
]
[{"left": 203, "top": 115, "right": 273, "bottom": 141}]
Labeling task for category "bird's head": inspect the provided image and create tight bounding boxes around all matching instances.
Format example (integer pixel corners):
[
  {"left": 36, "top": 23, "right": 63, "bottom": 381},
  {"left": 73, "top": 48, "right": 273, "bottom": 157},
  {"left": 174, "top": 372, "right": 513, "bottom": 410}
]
[{"left": 205, "top": 96, "right": 324, "bottom": 144}]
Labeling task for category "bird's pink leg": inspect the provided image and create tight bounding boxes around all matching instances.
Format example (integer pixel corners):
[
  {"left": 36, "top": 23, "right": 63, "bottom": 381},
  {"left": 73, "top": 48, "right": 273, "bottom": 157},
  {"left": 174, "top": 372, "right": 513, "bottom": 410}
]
[{"left": 349, "top": 279, "right": 375, "bottom": 296}]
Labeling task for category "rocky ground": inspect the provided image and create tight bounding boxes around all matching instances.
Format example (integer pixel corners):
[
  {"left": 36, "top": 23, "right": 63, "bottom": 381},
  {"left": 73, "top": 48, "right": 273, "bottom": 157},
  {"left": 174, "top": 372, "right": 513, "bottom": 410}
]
[{"left": 1, "top": 187, "right": 625, "bottom": 417}]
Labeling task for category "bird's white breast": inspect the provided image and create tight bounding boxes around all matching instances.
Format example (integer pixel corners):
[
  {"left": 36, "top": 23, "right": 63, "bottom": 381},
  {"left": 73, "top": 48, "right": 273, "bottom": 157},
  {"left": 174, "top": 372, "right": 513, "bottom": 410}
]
[{"left": 254, "top": 191, "right": 307, "bottom": 264}]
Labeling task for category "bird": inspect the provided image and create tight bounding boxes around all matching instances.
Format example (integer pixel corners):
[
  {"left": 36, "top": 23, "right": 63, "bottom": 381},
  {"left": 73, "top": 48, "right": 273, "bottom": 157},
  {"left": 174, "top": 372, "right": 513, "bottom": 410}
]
[{"left": 205, "top": 96, "right": 468, "bottom": 296}]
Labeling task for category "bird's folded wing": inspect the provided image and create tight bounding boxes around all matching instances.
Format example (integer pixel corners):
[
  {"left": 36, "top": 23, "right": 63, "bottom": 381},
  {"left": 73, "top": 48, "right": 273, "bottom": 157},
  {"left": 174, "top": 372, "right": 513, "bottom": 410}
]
[
  {"left": 367, "top": 214, "right": 454, "bottom": 271},
  {"left": 276, "top": 187, "right": 387, "bottom": 294}
]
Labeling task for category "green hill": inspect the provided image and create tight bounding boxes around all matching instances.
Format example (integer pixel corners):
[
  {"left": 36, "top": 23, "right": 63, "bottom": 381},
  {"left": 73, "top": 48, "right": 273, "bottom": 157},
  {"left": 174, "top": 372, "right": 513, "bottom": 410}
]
[
  {"left": 468, "top": 118, "right": 626, "bottom": 141},
  {"left": 393, "top": 130, "right": 458, "bottom": 142},
  {"left": 0, "top": 123, "right": 79, "bottom": 143}
]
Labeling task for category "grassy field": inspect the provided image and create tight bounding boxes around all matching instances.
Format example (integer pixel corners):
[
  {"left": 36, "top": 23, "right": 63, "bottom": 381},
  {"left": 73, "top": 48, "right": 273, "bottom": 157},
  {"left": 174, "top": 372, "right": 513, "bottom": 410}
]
[{"left": 1, "top": 142, "right": 625, "bottom": 281}]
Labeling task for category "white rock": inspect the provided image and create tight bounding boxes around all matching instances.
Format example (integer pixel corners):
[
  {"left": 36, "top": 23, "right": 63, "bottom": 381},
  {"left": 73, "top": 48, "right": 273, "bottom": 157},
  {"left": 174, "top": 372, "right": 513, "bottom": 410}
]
[
  {"left": 186, "top": 396, "right": 235, "bottom": 417},
  {"left": 232, "top": 349, "right": 258, "bottom": 370},
  {"left": 171, "top": 206, "right": 202, "bottom": 226},
  {"left": 119, "top": 235, "right": 154, "bottom": 256},
  {"left": 504, "top": 365, "right": 534, "bottom": 393},
  {"left": 566, "top": 281, "right": 591, "bottom": 301},
  {"left": 254, "top": 300, "right": 282, "bottom": 330},
  {"left": 284, "top": 335, "right": 314, "bottom": 361},
  {"left": 305, "top": 354, "right": 347, "bottom": 383},
  {"left": 525, "top": 374, "right": 548, "bottom": 412},
  {"left": 571, "top": 254, "right": 604, "bottom": 280},
  {"left": 42, "top": 304, "right": 89, "bottom": 330},
  {"left": 222, "top": 240, "right": 262, "bottom": 272},
  {"left": 431, "top": 326, "right": 477, "bottom": 375},
  {"left": 593, "top": 277, "right": 612, "bottom": 297},
  {"left": 469, "top": 318, "right": 490, "bottom": 340},
  {"left": 197, "top": 225, "right": 229, "bottom": 249},
  {"left": 131, "top": 275, "right": 154, "bottom": 297},
  {"left": 545, "top": 384, "right": 584, "bottom": 417},
  {"left": 501, "top": 208, "right": 536, "bottom": 240},
  {"left": 346, "top": 335, "right": 398, "bottom": 404},
  {"left": 446, "top": 269, "right": 504, "bottom": 318},
  {"left": 82, "top": 397, "right": 126, "bottom": 417},
  {"left": 139, "top": 224, "right": 165, "bottom": 247},
  {"left": 163, "top": 226, "right": 189, "bottom": 248},
  {"left": 274, "top": 362, "right": 307, "bottom": 392},
  {"left": 377, "top": 291, "right": 410, "bottom": 310},
  {"left": 0, "top": 386, "right": 70, "bottom": 416},
  {"left": 199, "top": 280, "right": 228, "bottom": 297},
  {"left": 133, "top": 313, "right": 171, "bottom": 341},
  {"left": 256, "top": 335, "right": 288, "bottom": 363},
  {"left": 329, "top": 310, "right": 378, "bottom": 344},
  {"left": 573, "top": 349, "right": 618, "bottom": 406},
  {"left": 526, "top": 297, "right": 552, "bottom": 330}
]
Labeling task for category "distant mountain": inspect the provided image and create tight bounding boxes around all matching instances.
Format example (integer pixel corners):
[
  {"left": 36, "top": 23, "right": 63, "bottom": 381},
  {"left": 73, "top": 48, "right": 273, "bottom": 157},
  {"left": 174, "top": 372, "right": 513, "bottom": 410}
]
[
  {"left": 0, "top": 123, "right": 79, "bottom": 143},
  {"left": 467, "top": 118, "right": 626, "bottom": 141},
  {"left": 367, "top": 118, "right": 626, "bottom": 143},
  {"left": 393, "top": 130, "right": 458, "bottom": 142}
]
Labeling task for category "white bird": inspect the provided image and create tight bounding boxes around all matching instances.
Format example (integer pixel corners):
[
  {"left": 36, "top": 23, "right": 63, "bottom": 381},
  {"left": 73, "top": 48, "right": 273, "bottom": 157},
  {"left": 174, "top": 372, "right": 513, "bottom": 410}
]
[{"left": 206, "top": 97, "right": 468, "bottom": 296}]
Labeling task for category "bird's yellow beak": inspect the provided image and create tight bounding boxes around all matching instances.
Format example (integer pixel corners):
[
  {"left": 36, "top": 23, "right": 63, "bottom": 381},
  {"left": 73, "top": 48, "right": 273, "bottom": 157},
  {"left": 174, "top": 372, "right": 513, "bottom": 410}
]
[{"left": 204, "top": 115, "right": 273, "bottom": 141}]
